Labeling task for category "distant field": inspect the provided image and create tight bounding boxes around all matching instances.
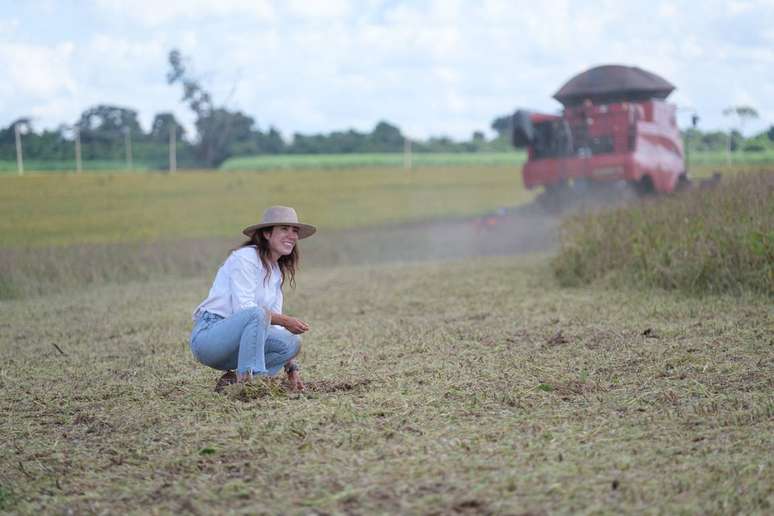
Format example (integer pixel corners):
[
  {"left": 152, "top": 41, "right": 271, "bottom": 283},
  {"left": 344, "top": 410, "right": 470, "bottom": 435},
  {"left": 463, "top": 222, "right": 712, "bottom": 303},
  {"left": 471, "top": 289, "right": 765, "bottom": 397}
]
[
  {"left": 0, "top": 167, "right": 530, "bottom": 248},
  {"left": 220, "top": 151, "right": 527, "bottom": 171},
  {"left": 1, "top": 159, "right": 769, "bottom": 250},
  {"left": 687, "top": 149, "right": 774, "bottom": 165},
  {"left": 0, "top": 152, "right": 526, "bottom": 175}
]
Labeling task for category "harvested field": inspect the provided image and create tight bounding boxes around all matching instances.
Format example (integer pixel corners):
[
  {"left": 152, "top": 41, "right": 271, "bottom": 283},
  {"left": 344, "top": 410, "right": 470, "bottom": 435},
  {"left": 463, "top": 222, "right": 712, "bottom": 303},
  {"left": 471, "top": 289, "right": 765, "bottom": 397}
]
[{"left": 1, "top": 255, "right": 772, "bottom": 514}]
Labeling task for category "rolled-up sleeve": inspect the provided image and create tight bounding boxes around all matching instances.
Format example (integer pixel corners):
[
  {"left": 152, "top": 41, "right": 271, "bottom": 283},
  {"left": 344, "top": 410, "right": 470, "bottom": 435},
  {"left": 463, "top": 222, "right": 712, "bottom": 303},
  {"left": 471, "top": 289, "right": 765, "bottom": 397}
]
[{"left": 229, "top": 252, "right": 260, "bottom": 312}]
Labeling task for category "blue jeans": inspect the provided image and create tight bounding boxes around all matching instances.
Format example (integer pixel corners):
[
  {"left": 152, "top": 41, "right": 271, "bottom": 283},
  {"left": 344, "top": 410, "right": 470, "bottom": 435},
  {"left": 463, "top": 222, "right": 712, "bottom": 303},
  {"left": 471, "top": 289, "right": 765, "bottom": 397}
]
[{"left": 190, "top": 308, "right": 301, "bottom": 376}]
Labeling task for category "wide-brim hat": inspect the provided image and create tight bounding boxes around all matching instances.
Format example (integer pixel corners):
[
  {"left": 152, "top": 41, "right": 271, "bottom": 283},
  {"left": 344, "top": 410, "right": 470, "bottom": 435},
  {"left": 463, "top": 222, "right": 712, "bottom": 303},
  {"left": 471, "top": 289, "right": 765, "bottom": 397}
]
[{"left": 242, "top": 205, "right": 317, "bottom": 239}]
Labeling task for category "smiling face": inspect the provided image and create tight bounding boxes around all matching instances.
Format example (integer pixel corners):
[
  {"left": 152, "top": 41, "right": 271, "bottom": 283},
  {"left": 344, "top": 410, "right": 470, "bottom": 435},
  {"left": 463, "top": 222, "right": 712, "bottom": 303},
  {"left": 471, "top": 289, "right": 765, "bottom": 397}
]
[{"left": 263, "top": 225, "right": 300, "bottom": 261}]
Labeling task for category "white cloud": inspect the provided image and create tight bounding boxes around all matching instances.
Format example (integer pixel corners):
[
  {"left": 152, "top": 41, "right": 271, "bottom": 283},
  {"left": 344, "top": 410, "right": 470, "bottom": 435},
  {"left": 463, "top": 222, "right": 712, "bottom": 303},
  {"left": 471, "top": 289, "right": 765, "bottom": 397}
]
[
  {"left": 0, "top": 42, "right": 76, "bottom": 97},
  {"left": 95, "top": 0, "right": 275, "bottom": 27},
  {"left": 284, "top": 0, "right": 354, "bottom": 19}
]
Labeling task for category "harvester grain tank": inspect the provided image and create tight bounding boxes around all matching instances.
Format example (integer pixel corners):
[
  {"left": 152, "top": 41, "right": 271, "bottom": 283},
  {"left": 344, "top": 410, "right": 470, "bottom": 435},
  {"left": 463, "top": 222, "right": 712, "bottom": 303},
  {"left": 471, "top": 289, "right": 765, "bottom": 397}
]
[{"left": 512, "top": 65, "right": 686, "bottom": 208}]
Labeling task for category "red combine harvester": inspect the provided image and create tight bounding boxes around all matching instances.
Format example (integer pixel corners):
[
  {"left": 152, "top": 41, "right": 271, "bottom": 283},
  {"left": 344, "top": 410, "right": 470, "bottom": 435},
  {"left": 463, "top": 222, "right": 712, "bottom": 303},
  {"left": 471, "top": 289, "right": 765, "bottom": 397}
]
[{"left": 512, "top": 65, "right": 686, "bottom": 209}]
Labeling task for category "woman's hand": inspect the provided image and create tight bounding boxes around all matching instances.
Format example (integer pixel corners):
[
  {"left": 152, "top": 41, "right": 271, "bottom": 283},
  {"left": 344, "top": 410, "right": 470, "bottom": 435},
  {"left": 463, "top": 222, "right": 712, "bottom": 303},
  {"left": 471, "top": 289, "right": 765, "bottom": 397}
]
[{"left": 281, "top": 315, "right": 309, "bottom": 335}]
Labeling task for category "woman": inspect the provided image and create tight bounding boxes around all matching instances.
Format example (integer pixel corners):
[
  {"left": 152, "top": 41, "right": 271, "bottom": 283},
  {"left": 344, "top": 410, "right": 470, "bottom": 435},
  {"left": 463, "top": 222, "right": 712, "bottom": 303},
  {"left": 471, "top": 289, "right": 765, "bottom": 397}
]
[{"left": 190, "top": 206, "right": 315, "bottom": 391}]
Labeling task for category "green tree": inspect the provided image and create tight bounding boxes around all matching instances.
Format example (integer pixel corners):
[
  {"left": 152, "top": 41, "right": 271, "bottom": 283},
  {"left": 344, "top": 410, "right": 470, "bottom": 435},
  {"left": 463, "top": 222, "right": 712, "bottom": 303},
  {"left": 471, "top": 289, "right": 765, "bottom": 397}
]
[
  {"left": 368, "top": 121, "right": 403, "bottom": 152},
  {"left": 75, "top": 105, "right": 143, "bottom": 160},
  {"left": 77, "top": 105, "right": 142, "bottom": 136},
  {"left": 150, "top": 113, "right": 185, "bottom": 143},
  {"left": 490, "top": 114, "right": 512, "bottom": 137},
  {"left": 255, "top": 127, "right": 286, "bottom": 154}
]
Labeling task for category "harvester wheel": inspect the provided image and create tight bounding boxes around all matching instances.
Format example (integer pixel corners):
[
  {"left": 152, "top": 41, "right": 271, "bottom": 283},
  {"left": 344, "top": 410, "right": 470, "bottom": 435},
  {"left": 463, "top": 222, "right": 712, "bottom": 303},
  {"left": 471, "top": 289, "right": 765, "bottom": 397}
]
[
  {"left": 538, "top": 182, "right": 570, "bottom": 214},
  {"left": 676, "top": 173, "right": 691, "bottom": 192},
  {"left": 634, "top": 175, "right": 655, "bottom": 197}
]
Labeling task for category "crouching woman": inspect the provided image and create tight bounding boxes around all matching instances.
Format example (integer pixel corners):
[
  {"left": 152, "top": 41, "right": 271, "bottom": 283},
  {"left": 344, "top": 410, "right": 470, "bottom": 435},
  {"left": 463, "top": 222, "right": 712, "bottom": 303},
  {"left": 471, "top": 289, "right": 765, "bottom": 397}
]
[{"left": 190, "top": 206, "right": 315, "bottom": 391}]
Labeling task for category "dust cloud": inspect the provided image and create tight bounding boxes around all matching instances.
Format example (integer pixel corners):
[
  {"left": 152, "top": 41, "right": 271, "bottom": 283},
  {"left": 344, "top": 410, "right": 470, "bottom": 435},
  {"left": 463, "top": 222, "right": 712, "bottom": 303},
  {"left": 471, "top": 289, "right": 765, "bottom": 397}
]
[
  {"left": 301, "top": 181, "right": 649, "bottom": 268},
  {"left": 301, "top": 202, "right": 562, "bottom": 267}
]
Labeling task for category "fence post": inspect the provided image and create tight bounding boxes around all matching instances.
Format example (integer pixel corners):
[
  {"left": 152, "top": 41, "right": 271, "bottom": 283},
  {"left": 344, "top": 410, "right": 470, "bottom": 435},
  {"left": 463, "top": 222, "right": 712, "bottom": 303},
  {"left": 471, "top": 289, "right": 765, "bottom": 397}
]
[
  {"left": 169, "top": 122, "right": 177, "bottom": 173},
  {"left": 14, "top": 123, "right": 24, "bottom": 176},
  {"left": 74, "top": 127, "right": 82, "bottom": 173},
  {"left": 403, "top": 137, "right": 412, "bottom": 170},
  {"left": 124, "top": 128, "right": 133, "bottom": 171}
]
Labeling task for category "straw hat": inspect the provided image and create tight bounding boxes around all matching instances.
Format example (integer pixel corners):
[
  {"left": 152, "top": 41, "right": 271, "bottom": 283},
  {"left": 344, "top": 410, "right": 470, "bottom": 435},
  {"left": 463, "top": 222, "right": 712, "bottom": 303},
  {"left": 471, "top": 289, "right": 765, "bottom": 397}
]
[{"left": 242, "top": 206, "right": 316, "bottom": 239}]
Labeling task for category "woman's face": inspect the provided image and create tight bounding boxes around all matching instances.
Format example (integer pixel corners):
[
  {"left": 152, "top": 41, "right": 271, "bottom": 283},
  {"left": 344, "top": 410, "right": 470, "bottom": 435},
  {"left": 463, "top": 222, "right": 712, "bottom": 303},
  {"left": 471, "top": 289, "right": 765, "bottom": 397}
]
[{"left": 264, "top": 225, "right": 299, "bottom": 259}]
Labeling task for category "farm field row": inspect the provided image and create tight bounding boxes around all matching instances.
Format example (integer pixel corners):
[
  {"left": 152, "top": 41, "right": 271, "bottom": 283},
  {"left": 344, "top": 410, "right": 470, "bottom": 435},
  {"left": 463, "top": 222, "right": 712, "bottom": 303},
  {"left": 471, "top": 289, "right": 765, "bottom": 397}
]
[
  {"left": 0, "top": 167, "right": 530, "bottom": 248},
  {"left": 2, "top": 256, "right": 770, "bottom": 514}
]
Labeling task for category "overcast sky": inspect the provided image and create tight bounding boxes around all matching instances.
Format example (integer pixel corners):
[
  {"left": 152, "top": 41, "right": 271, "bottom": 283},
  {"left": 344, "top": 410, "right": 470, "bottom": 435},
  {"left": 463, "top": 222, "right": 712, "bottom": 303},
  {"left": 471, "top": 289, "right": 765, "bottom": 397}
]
[{"left": 1, "top": 0, "right": 773, "bottom": 140}]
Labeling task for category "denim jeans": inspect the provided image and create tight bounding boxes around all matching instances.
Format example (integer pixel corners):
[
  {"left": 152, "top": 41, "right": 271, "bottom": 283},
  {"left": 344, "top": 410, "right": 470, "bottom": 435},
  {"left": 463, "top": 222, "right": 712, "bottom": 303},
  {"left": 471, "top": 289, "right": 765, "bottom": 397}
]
[{"left": 190, "top": 308, "right": 301, "bottom": 376}]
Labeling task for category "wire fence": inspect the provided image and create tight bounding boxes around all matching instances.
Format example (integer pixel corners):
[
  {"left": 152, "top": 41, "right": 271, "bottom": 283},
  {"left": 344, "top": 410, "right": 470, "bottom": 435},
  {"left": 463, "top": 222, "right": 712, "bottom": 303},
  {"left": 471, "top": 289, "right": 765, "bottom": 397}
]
[{"left": 0, "top": 123, "right": 189, "bottom": 175}]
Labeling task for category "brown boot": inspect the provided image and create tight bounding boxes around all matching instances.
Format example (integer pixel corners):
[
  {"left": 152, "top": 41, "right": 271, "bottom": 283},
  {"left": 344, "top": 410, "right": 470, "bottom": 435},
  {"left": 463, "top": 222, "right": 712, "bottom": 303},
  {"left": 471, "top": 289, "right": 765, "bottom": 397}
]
[{"left": 214, "top": 370, "right": 237, "bottom": 392}]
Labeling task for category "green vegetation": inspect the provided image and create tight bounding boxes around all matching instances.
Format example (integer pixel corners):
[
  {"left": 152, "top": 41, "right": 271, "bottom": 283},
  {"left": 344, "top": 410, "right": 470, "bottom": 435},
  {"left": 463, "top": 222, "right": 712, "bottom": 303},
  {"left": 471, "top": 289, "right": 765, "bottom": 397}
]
[
  {"left": 688, "top": 162, "right": 774, "bottom": 179},
  {"left": 687, "top": 148, "right": 774, "bottom": 165},
  {"left": 1, "top": 257, "right": 771, "bottom": 513},
  {"left": 553, "top": 171, "right": 773, "bottom": 296},
  {"left": 0, "top": 167, "right": 528, "bottom": 248},
  {"left": 220, "top": 151, "right": 526, "bottom": 171},
  {"left": 3, "top": 147, "right": 772, "bottom": 175},
  {"left": 0, "top": 159, "right": 152, "bottom": 173}
]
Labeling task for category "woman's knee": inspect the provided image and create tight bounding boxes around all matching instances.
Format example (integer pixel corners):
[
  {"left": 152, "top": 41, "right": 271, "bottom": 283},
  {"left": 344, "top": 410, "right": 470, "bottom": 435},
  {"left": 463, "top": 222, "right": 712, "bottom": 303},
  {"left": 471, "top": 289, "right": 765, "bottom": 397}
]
[
  {"left": 236, "top": 306, "right": 268, "bottom": 327},
  {"left": 290, "top": 334, "right": 302, "bottom": 358}
]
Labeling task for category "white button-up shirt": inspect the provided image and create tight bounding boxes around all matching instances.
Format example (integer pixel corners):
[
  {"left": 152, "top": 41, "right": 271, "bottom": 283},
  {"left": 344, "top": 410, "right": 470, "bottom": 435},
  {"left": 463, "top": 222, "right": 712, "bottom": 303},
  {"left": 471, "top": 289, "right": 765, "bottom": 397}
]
[{"left": 192, "top": 246, "right": 283, "bottom": 321}]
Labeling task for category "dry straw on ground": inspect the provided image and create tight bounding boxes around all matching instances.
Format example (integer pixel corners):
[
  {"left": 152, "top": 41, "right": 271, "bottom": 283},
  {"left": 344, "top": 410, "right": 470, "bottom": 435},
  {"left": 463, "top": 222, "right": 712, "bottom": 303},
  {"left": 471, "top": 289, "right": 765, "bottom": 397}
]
[{"left": 1, "top": 257, "right": 771, "bottom": 514}]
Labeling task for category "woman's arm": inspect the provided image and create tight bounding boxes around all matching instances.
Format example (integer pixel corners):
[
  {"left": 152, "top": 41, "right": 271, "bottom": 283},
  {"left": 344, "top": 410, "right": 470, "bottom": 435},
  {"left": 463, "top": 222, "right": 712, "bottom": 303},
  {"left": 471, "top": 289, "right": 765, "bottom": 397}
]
[{"left": 270, "top": 312, "right": 309, "bottom": 334}]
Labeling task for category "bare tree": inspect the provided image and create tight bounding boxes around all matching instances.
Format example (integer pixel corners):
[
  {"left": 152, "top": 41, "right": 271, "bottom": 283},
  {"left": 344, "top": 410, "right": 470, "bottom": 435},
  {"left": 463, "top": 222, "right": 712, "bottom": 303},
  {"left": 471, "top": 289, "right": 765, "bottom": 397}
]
[
  {"left": 723, "top": 105, "right": 759, "bottom": 133},
  {"left": 167, "top": 49, "right": 253, "bottom": 168}
]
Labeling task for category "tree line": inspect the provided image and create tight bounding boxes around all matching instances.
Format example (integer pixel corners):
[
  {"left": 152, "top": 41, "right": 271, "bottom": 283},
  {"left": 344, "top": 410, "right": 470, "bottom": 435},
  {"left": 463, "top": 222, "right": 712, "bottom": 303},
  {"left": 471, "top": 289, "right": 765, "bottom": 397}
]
[
  {"left": 0, "top": 112, "right": 512, "bottom": 170},
  {"left": 2, "top": 49, "right": 772, "bottom": 170},
  {"left": 0, "top": 50, "right": 511, "bottom": 170}
]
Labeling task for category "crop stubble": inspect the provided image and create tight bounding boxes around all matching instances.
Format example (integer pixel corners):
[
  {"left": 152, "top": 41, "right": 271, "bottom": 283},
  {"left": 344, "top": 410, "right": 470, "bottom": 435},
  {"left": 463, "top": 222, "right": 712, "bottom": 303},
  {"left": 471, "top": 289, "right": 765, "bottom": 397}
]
[{"left": 1, "top": 256, "right": 771, "bottom": 514}]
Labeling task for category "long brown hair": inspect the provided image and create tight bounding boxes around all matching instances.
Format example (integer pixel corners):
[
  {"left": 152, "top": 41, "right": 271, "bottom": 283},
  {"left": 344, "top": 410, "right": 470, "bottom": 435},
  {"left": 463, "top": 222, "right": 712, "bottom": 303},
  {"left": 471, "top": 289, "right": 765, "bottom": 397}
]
[{"left": 233, "top": 227, "right": 298, "bottom": 288}]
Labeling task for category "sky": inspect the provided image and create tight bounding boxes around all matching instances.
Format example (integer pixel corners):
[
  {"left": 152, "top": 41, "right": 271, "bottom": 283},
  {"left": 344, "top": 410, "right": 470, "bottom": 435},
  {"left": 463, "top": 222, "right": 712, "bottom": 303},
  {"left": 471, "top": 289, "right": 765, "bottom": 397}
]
[{"left": 1, "top": 0, "right": 773, "bottom": 141}]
